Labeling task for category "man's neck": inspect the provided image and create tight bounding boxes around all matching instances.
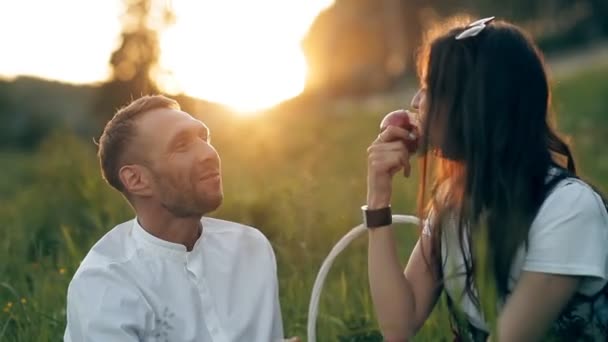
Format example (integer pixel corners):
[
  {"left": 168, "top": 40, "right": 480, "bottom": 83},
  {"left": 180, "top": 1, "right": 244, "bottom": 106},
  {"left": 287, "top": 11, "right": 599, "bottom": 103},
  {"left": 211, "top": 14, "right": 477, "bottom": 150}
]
[{"left": 136, "top": 205, "right": 203, "bottom": 252}]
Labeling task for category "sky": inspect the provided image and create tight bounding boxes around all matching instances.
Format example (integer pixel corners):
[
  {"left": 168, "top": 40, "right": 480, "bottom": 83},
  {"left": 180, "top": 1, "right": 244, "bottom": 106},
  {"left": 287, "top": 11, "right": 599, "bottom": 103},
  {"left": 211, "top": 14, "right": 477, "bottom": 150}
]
[{"left": 0, "top": 0, "right": 334, "bottom": 112}]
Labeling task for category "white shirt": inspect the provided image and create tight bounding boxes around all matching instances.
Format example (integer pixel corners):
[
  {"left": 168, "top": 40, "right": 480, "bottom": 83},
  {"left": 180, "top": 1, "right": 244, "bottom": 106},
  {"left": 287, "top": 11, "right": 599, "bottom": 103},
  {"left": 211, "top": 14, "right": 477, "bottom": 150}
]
[
  {"left": 433, "top": 178, "right": 608, "bottom": 332},
  {"left": 64, "top": 217, "right": 284, "bottom": 342}
]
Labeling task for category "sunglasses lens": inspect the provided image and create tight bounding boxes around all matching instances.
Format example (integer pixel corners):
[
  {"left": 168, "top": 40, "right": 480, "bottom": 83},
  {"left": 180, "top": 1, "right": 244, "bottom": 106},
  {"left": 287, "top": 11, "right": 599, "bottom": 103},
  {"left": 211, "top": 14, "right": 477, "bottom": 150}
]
[
  {"left": 456, "top": 16, "right": 495, "bottom": 40},
  {"left": 470, "top": 16, "right": 495, "bottom": 27},
  {"left": 467, "top": 25, "right": 485, "bottom": 36},
  {"left": 456, "top": 25, "right": 484, "bottom": 40}
]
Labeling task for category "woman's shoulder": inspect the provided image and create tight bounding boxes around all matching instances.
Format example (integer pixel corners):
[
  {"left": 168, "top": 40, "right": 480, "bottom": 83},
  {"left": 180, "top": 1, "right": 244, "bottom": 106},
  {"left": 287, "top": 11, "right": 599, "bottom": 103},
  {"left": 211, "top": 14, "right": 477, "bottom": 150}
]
[
  {"left": 536, "top": 177, "right": 607, "bottom": 226},
  {"left": 526, "top": 178, "right": 608, "bottom": 339},
  {"left": 525, "top": 177, "right": 608, "bottom": 281}
]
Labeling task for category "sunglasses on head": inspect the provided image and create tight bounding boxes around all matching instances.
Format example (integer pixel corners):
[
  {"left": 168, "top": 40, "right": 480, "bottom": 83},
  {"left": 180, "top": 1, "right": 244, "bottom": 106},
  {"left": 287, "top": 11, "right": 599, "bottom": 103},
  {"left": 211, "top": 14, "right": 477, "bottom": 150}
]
[{"left": 455, "top": 16, "right": 495, "bottom": 40}]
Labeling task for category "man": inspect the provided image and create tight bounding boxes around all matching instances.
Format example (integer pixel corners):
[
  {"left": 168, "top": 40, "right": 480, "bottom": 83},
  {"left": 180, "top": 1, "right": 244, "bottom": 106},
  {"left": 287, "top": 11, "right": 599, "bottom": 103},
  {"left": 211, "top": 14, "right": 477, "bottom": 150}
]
[{"left": 65, "top": 95, "right": 289, "bottom": 341}]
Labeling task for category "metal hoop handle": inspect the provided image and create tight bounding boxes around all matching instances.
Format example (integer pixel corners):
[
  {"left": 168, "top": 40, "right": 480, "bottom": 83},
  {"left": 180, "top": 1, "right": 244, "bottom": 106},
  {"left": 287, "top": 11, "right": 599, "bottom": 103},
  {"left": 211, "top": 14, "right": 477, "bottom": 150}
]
[{"left": 306, "top": 214, "right": 421, "bottom": 341}]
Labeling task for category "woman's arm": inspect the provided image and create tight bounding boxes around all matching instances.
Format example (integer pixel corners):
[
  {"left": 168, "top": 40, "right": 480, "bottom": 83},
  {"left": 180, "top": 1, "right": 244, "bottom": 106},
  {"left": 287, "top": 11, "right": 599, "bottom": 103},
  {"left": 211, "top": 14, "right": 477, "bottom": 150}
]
[
  {"left": 491, "top": 271, "right": 579, "bottom": 342},
  {"left": 368, "top": 230, "right": 442, "bottom": 341},
  {"left": 492, "top": 180, "right": 607, "bottom": 341},
  {"left": 367, "top": 125, "right": 442, "bottom": 341}
]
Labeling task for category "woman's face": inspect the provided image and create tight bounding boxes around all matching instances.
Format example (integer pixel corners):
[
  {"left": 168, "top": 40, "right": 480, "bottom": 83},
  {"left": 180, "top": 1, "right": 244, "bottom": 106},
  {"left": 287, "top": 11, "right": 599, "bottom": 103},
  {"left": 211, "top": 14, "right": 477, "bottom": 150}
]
[
  {"left": 410, "top": 86, "right": 451, "bottom": 156},
  {"left": 410, "top": 87, "right": 430, "bottom": 145},
  {"left": 411, "top": 88, "right": 428, "bottom": 116}
]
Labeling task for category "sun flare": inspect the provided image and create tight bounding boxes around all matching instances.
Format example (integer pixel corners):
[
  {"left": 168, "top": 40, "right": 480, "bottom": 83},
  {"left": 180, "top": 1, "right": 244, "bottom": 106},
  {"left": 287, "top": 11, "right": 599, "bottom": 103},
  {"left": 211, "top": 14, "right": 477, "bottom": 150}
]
[
  {"left": 159, "top": 0, "right": 334, "bottom": 114},
  {"left": 0, "top": 0, "right": 333, "bottom": 115}
]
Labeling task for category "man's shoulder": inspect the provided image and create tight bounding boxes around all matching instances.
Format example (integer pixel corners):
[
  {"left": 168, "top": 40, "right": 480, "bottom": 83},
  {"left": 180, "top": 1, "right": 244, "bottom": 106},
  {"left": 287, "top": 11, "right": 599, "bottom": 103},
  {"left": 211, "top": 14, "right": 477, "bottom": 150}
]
[
  {"left": 72, "top": 219, "right": 138, "bottom": 282},
  {"left": 202, "top": 216, "right": 274, "bottom": 249}
]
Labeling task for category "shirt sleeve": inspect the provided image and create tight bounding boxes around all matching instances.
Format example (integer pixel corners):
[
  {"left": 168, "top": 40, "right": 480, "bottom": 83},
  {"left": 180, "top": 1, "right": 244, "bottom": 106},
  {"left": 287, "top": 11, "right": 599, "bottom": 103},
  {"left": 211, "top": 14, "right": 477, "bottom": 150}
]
[
  {"left": 523, "top": 180, "right": 608, "bottom": 281},
  {"left": 64, "top": 266, "right": 149, "bottom": 342},
  {"left": 268, "top": 241, "right": 285, "bottom": 341}
]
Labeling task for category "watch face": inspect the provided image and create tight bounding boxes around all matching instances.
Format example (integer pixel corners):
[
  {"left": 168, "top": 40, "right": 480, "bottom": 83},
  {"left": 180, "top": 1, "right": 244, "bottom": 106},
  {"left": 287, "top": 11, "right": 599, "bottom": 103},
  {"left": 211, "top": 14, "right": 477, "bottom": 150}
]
[{"left": 363, "top": 206, "right": 392, "bottom": 228}]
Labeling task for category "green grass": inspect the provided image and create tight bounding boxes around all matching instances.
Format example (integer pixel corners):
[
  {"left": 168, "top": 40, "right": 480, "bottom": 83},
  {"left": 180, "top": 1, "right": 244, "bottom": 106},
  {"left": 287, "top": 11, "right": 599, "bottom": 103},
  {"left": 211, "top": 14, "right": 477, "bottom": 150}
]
[{"left": 1, "top": 64, "right": 607, "bottom": 341}]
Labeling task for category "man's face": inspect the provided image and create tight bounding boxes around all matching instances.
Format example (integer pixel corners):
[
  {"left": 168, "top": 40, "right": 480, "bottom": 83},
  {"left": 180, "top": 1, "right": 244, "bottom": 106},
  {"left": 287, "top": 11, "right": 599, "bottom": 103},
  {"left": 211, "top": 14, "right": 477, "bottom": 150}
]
[{"left": 135, "top": 108, "right": 223, "bottom": 217}]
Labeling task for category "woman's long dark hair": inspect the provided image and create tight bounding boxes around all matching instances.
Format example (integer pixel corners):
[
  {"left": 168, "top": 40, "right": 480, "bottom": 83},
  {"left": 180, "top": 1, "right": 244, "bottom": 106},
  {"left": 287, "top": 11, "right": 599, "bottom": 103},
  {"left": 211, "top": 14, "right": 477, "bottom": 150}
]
[{"left": 415, "top": 18, "right": 578, "bottom": 306}]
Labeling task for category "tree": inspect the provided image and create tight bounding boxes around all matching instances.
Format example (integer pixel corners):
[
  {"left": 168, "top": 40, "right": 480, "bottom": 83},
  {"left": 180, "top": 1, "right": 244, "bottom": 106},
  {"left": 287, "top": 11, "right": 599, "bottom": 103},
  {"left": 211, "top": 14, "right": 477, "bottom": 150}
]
[
  {"left": 94, "top": 0, "right": 174, "bottom": 125},
  {"left": 302, "top": 0, "right": 424, "bottom": 96}
]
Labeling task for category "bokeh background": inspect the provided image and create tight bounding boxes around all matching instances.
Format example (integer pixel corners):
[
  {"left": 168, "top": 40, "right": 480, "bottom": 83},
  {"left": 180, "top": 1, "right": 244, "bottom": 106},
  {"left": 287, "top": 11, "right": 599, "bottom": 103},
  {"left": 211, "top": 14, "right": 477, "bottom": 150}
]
[{"left": 1, "top": 0, "right": 607, "bottom": 340}]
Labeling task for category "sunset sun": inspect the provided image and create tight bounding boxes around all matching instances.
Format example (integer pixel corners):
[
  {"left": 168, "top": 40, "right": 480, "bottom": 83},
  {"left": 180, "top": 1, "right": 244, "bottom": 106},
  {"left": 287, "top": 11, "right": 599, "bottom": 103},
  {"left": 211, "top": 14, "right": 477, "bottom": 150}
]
[
  {"left": 158, "top": 0, "right": 333, "bottom": 114},
  {"left": 0, "top": 0, "right": 333, "bottom": 115}
]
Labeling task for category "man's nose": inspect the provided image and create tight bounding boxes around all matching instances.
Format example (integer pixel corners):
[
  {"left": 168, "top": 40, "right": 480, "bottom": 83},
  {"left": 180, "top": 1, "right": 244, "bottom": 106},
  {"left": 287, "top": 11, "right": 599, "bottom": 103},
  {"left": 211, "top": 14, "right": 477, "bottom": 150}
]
[{"left": 195, "top": 140, "right": 218, "bottom": 161}]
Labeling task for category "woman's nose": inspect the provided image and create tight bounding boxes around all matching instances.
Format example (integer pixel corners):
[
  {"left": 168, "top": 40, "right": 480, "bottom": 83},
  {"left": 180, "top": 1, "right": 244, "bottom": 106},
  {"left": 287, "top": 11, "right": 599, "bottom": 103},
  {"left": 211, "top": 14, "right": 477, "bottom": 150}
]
[{"left": 411, "top": 89, "right": 422, "bottom": 110}]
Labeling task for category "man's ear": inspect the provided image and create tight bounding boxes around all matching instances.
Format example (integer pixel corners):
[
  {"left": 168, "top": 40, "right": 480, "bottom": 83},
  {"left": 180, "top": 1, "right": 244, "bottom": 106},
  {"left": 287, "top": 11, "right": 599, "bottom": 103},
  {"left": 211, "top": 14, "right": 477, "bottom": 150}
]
[{"left": 119, "top": 164, "right": 154, "bottom": 197}]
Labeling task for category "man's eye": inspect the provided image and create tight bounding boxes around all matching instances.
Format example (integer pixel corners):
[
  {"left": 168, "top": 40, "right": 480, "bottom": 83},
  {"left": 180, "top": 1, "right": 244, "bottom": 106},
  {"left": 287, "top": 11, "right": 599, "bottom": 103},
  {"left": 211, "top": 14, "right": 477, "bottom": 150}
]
[{"left": 176, "top": 140, "right": 190, "bottom": 149}]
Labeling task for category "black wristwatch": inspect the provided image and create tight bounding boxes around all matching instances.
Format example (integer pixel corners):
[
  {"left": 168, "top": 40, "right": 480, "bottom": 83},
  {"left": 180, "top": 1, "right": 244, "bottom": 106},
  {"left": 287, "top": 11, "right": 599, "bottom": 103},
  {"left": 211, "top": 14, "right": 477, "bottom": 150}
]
[{"left": 361, "top": 205, "right": 392, "bottom": 228}]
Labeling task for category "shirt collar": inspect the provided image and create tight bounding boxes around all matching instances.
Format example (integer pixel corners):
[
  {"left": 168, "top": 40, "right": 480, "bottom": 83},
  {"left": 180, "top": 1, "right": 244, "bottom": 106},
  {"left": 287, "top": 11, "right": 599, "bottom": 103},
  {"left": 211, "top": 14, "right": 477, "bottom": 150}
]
[{"left": 131, "top": 218, "right": 204, "bottom": 260}]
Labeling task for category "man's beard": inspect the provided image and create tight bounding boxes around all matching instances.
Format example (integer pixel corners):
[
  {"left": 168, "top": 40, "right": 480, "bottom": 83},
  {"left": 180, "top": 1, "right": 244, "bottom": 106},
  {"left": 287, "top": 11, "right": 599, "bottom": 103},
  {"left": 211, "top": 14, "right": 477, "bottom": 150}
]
[{"left": 154, "top": 172, "right": 223, "bottom": 218}]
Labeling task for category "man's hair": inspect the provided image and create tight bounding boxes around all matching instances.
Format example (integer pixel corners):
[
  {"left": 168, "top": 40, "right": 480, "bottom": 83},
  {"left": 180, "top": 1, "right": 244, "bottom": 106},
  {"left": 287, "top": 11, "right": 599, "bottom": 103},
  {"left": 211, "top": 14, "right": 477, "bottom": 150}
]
[{"left": 98, "top": 95, "right": 180, "bottom": 193}]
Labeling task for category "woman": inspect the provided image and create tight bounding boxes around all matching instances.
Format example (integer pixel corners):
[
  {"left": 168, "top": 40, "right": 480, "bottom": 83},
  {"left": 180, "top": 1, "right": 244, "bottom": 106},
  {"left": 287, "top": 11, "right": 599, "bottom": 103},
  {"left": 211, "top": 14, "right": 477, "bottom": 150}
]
[{"left": 365, "top": 16, "right": 608, "bottom": 341}]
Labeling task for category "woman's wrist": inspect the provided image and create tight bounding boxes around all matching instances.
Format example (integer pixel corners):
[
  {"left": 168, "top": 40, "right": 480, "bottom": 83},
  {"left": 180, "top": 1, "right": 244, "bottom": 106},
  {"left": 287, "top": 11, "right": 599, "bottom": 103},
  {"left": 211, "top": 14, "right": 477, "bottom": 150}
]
[{"left": 366, "top": 193, "right": 391, "bottom": 210}]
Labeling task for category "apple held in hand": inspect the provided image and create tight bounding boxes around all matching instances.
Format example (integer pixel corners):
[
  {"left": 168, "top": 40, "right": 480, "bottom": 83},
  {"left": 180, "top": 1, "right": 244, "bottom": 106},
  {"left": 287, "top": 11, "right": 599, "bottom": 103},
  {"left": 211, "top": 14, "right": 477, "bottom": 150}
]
[{"left": 379, "top": 109, "right": 420, "bottom": 153}]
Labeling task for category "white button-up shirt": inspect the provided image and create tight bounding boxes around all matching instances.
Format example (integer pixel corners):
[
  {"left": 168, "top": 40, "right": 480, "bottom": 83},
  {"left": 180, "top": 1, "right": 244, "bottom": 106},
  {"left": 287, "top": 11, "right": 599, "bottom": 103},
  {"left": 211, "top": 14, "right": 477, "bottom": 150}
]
[{"left": 64, "top": 217, "right": 284, "bottom": 341}]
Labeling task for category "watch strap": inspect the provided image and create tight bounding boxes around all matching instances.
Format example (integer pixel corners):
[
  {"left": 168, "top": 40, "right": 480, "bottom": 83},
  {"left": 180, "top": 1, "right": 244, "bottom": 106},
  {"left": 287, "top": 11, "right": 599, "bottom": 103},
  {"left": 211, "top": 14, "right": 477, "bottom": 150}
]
[{"left": 361, "top": 205, "right": 392, "bottom": 228}]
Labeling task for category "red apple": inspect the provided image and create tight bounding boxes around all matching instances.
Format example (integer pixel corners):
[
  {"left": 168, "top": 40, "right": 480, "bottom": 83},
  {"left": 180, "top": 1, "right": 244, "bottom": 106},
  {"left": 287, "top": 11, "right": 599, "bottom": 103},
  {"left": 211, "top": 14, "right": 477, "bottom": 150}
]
[{"left": 379, "top": 109, "right": 419, "bottom": 153}]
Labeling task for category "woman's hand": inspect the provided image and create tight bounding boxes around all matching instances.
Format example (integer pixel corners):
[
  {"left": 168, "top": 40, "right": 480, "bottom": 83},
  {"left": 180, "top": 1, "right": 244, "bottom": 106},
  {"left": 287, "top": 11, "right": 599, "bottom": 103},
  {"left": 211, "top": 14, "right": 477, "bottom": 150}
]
[{"left": 367, "top": 125, "right": 417, "bottom": 209}]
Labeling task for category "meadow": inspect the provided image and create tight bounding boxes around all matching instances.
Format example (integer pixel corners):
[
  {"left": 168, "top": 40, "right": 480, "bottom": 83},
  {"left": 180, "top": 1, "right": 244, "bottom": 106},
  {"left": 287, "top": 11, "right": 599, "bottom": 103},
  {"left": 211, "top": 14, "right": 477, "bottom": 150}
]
[{"left": 1, "top": 62, "right": 607, "bottom": 341}]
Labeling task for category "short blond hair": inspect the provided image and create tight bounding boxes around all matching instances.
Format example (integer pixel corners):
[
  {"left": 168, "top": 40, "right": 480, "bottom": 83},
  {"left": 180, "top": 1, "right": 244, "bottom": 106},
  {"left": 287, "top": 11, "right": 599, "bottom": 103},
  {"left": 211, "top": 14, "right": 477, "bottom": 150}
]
[{"left": 98, "top": 95, "right": 180, "bottom": 192}]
